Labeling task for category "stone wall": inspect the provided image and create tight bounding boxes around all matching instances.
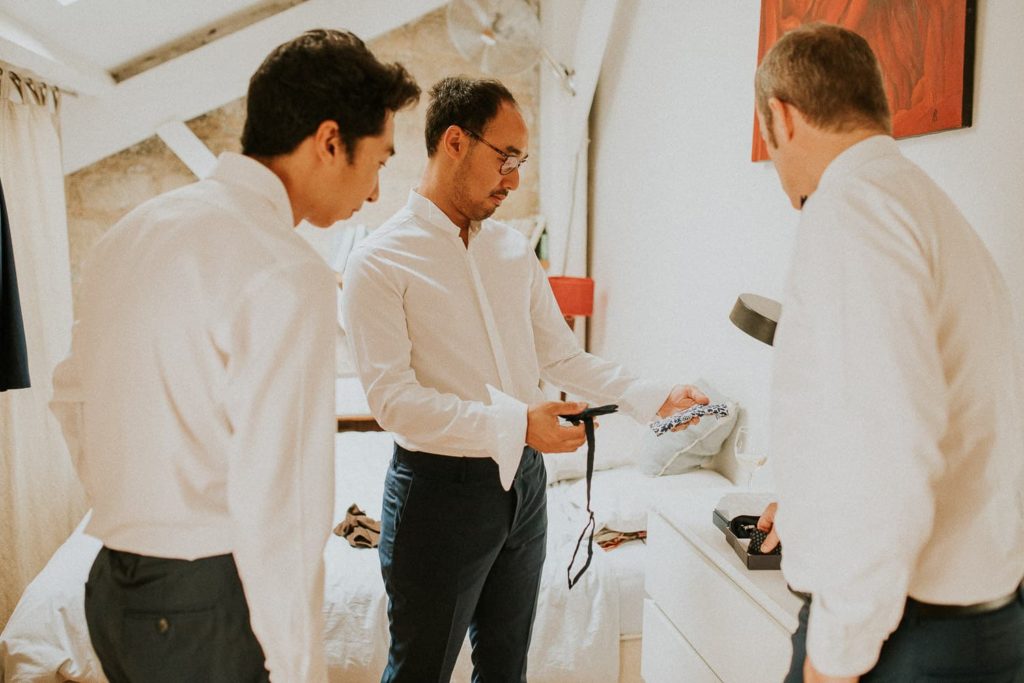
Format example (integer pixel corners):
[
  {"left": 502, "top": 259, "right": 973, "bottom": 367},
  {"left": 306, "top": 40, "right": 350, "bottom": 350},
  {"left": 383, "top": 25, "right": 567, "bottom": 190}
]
[{"left": 64, "top": 7, "right": 540, "bottom": 307}]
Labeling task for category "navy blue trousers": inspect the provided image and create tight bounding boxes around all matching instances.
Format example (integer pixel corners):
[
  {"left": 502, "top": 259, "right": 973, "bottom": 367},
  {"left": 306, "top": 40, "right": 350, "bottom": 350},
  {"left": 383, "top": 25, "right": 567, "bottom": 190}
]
[
  {"left": 785, "top": 586, "right": 1024, "bottom": 682},
  {"left": 379, "top": 444, "right": 547, "bottom": 683},
  {"left": 85, "top": 548, "right": 269, "bottom": 683}
]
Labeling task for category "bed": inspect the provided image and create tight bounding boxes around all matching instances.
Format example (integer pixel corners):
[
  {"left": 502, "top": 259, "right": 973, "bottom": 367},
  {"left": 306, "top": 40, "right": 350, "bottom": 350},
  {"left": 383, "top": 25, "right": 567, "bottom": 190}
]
[{"left": 1, "top": 385, "right": 734, "bottom": 682}]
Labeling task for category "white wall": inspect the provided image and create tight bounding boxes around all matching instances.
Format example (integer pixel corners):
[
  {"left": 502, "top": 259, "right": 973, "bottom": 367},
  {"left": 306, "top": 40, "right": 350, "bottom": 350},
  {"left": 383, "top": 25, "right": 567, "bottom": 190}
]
[
  {"left": 588, "top": 1, "right": 1024, "bottom": 483},
  {"left": 540, "top": 0, "right": 588, "bottom": 278}
]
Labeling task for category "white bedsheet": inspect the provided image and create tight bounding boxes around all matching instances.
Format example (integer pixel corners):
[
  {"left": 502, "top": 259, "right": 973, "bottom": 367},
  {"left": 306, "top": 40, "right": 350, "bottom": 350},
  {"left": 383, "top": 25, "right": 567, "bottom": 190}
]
[
  {"left": 0, "top": 513, "right": 102, "bottom": 683},
  {"left": 571, "top": 466, "right": 735, "bottom": 637},
  {"left": 0, "top": 431, "right": 731, "bottom": 683}
]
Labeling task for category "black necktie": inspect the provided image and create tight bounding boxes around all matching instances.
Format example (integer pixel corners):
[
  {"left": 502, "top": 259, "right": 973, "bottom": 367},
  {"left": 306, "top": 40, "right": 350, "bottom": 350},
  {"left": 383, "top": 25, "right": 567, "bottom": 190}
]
[{"left": 566, "top": 415, "right": 598, "bottom": 589}]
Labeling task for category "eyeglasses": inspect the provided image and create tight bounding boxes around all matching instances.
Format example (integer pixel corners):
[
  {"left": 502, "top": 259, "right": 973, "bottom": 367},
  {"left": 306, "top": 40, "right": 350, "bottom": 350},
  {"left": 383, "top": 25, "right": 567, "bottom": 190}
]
[{"left": 463, "top": 128, "right": 528, "bottom": 175}]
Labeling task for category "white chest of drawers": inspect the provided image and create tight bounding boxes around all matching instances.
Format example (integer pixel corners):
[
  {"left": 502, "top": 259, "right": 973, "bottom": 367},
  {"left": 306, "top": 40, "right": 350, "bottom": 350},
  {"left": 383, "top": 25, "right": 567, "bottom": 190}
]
[{"left": 641, "top": 490, "right": 805, "bottom": 683}]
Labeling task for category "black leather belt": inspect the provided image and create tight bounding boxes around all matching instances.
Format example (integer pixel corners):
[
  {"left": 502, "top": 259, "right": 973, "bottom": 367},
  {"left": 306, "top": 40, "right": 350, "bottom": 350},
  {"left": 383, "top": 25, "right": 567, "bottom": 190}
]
[{"left": 908, "top": 584, "right": 1022, "bottom": 619}]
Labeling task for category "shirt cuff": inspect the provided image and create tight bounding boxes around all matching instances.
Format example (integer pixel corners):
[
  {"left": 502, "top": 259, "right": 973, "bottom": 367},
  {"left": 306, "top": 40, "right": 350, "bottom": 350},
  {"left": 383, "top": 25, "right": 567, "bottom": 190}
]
[
  {"left": 486, "top": 385, "right": 528, "bottom": 491},
  {"left": 619, "top": 378, "right": 676, "bottom": 422},
  {"left": 806, "top": 594, "right": 890, "bottom": 677}
]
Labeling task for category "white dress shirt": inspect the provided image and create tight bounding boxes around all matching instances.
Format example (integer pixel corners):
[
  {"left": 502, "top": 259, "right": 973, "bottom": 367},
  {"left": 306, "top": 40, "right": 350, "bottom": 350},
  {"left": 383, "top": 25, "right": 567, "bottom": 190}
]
[
  {"left": 771, "top": 136, "right": 1024, "bottom": 676},
  {"left": 50, "top": 153, "right": 336, "bottom": 683},
  {"left": 342, "top": 191, "right": 671, "bottom": 489}
]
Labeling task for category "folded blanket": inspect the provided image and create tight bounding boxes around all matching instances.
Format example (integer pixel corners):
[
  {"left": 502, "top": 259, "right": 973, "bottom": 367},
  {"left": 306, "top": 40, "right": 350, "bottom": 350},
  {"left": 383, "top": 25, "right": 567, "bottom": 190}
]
[{"left": 333, "top": 504, "right": 381, "bottom": 549}]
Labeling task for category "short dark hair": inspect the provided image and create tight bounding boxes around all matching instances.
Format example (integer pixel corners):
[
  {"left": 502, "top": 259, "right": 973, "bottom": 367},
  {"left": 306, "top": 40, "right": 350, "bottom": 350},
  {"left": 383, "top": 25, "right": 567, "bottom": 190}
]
[
  {"left": 424, "top": 76, "right": 517, "bottom": 156},
  {"left": 755, "top": 23, "right": 891, "bottom": 146},
  {"left": 242, "top": 29, "right": 420, "bottom": 159}
]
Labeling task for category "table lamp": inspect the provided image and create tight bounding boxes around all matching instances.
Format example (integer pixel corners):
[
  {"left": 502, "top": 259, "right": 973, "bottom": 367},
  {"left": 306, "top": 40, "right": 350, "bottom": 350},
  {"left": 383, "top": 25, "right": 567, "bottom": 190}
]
[
  {"left": 549, "top": 276, "right": 594, "bottom": 330},
  {"left": 729, "top": 293, "right": 781, "bottom": 346},
  {"left": 716, "top": 292, "right": 783, "bottom": 559}
]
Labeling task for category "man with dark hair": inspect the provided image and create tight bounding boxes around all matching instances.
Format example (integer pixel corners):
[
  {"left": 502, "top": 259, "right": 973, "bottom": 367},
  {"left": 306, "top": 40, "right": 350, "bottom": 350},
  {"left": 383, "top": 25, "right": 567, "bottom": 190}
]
[
  {"left": 342, "top": 75, "right": 708, "bottom": 682},
  {"left": 753, "top": 23, "right": 1024, "bottom": 683},
  {"left": 50, "top": 29, "right": 418, "bottom": 683}
]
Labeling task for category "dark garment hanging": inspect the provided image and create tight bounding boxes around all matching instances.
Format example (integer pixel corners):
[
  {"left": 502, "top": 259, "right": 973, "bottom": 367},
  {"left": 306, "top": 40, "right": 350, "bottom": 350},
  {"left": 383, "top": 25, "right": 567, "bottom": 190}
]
[{"left": 0, "top": 176, "right": 30, "bottom": 390}]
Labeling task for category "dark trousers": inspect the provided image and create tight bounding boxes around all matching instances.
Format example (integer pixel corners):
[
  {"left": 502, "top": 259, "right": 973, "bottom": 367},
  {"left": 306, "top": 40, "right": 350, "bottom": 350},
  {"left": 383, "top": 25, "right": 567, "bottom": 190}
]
[
  {"left": 785, "top": 586, "right": 1024, "bottom": 682},
  {"left": 85, "top": 547, "right": 269, "bottom": 683},
  {"left": 379, "top": 444, "right": 548, "bottom": 683}
]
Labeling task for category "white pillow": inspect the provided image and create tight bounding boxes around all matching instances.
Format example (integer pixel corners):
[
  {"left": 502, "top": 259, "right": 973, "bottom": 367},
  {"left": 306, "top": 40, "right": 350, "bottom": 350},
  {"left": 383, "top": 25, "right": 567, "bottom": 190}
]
[
  {"left": 544, "top": 414, "right": 647, "bottom": 485},
  {"left": 638, "top": 381, "right": 739, "bottom": 477}
]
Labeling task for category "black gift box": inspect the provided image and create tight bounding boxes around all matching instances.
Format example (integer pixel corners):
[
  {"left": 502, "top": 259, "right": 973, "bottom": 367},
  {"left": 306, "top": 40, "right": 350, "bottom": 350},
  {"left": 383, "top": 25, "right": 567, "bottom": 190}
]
[
  {"left": 712, "top": 507, "right": 730, "bottom": 534},
  {"left": 725, "top": 519, "right": 781, "bottom": 570},
  {"left": 711, "top": 492, "right": 781, "bottom": 571}
]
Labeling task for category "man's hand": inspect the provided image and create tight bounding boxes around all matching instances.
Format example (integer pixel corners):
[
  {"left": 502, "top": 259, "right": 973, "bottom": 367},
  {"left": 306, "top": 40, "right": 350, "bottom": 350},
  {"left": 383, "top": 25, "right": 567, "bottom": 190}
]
[
  {"left": 527, "top": 401, "right": 588, "bottom": 453},
  {"left": 804, "top": 657, "right": 859, "bottom": 683},
  {"left": 657, "top": 384, "right": 710, "bottom": 429},
  {"left": 756, "top": 502, "right": 781, "bottom": 553}
]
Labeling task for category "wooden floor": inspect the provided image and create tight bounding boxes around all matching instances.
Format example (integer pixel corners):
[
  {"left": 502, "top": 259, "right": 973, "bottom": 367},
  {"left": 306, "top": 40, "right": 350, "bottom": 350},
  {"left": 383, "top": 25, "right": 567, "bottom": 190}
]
[{"left": 620, "top": 636, "right": 643, "bottom": 683}]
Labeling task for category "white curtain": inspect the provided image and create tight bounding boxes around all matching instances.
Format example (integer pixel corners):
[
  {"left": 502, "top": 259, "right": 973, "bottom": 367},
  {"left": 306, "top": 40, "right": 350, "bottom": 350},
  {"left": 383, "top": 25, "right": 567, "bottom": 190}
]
[{"left": 0, "top": 69, "right": 86, "bottom": 628}]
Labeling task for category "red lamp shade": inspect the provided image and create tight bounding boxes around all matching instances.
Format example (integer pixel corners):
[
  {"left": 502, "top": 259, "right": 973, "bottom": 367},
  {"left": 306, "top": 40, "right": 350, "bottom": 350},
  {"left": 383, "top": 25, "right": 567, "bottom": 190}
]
[{"left": 548, "top": 276, "right": 594, "bottom": 317}]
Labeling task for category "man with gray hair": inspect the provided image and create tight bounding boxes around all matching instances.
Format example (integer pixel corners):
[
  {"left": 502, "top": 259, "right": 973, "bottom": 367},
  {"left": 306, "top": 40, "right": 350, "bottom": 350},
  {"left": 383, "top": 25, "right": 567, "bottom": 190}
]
[{"left": 754, "top": 22, "right": 1024, "bottom": 683}]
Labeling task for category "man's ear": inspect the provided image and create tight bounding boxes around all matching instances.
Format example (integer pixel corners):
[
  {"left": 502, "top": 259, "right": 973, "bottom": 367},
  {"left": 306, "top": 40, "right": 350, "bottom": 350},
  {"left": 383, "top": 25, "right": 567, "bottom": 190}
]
[
  {"left": 313, "top": 120, "right": 341, "bottom": 161},
  {"left": 440, "top": 125, "right": 469, "bottom": 161},
  {"left": 767, "top": 97, "right": 796, "bottom": 144}
]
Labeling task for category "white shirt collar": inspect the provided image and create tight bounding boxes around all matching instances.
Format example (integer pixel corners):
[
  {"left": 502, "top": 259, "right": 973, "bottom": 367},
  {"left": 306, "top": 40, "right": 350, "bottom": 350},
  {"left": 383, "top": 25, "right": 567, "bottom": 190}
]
[
  {"left": 209, "top": 152, "right": 294, "bottom": 229},
  {"left": 818, "top": 134, "right": 900, "bottom": 193},
  {"left": 406, "top": 190, "right": 483, "bottom": 239}
]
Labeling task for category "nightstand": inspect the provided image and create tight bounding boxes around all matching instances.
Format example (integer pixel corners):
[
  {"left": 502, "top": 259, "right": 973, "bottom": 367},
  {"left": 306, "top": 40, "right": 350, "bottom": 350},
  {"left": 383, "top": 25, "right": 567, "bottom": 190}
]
[{"left": 641, "top": 489, "right": 804, "bottom": 682}]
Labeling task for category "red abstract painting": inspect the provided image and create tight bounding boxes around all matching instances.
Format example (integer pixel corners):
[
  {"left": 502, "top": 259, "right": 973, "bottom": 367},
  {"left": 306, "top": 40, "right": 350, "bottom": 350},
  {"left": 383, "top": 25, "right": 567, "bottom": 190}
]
[{"left": 752, "top": 0, "right": 976, "bottom": 161}]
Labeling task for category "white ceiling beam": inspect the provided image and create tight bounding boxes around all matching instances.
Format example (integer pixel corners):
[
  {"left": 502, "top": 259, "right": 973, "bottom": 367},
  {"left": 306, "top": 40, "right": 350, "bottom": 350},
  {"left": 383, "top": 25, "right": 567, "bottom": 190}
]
[
  {"left": 156, "top": 121, "right": 218, "bottom": 179},
  {"left": 60, "top": 0, "right": 448, "bottom": 174},
  {"left": 0, "top": 9, "right": 116, "bottom": 96},
  {"left": 112, "top": 0, "right": 308, "bottom": 82}
]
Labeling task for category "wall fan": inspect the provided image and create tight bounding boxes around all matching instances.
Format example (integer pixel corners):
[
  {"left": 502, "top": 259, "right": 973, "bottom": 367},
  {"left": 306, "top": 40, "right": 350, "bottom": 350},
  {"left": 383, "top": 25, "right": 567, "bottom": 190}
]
[{"left": 446, "top": 0, "right": 575, "bottom": 95}]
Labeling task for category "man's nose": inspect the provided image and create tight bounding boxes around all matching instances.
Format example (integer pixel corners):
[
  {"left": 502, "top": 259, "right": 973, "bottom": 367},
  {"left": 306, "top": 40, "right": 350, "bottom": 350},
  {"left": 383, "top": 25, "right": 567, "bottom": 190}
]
[{"left": 502, "top": 167, "right": 520, "bottom": 191}]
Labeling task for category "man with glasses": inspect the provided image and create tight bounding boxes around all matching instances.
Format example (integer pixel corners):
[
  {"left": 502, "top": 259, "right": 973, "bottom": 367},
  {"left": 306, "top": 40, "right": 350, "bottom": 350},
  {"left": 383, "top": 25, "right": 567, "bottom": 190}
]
[{"left": 341, "top": 76, "right": 708, "bottom": 682}]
